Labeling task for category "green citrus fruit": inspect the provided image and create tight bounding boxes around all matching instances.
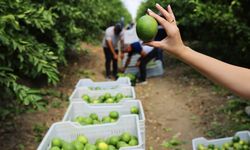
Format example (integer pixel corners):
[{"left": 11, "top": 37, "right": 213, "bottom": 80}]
[
  {"left": 115, "top": 93, "right": 124, "bottom": 100},
  {"left": 102, "top": 116, "right": 111, "bottom": 123},
  {"left": 117, "top": 141, "right": 129, "bottom": 149},
  {"left": 105, "top": 98, "right": 114, "bottom": 103},
  {"left": 104, "top": 93, "right": 112, "bottom": 99},
  {"left": 97, "top": 142, "right": 109, "bottom": 150},
  {"left": 62, "top": 142, "right": 75, "bottom": 150},
  {"left": 128, "top": 138, "right": 138, "bottom": 146},
  {"left": 73, "top": 140, "right": 85, "bottom": 150},
  {"left": 121, "top": 132, "right": 131, "bottom": 143},
  {"left": 83, "top": 117, "right": 93, "bottom": 125},
  {"left": 82, "top": 94, "right": 90, "bottom": 102},
  {"left": 136, "top": 15, "right": 158, "bottom": 41},
  {"left": 130, "top": 106, "right": 139, "bottom": 114},
  {"left": 95, "top": 138, "right": 106, "bottom": 146},
  {"left": 84, "top": 144, "right": 97, "bottom": 150},
  {"left": 109, "top": 136, "right": 120, "bottom": 146},
  {"left": 109, "top": 111, "right": 119, "bottom": 119},
  {"left": 98, "top": 95, "right": 105, "bottom": 102},
  {"left": 89, "top": 113, "right": 99, "bottom": 120},
  {"left": 108, "top": 145, "right": 116, "bottom": 150},
  {"left": 50, "top": 147, "right": 60, "bottom": 150},
  {"left": 77, "top": 135, "right": 88, "bottom": 145},
  {"left": 51, "top": 138, "right": 62, "bottom": 148},
  {"left": 92, "top": 99, "right": 101, "bottom": 104}
]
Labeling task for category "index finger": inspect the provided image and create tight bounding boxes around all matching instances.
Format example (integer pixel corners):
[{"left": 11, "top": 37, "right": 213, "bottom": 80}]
[{"left": 147, "top": 9, "right": 171, "bottom": 33}]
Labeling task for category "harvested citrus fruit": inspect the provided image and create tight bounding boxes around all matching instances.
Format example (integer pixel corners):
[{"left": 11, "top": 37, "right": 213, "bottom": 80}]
[{"left": 136, "top": 15, "right": 158, "bottom": 41}]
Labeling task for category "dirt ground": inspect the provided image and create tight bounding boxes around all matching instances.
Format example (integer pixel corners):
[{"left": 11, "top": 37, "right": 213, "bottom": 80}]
[{"left": 0, "top": 43, "right": 227, "bottom": 150}]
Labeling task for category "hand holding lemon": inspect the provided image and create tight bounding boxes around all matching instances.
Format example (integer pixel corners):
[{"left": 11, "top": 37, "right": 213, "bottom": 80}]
[{"left": 138, "top": 3, "right": 187, "bottom": 58}]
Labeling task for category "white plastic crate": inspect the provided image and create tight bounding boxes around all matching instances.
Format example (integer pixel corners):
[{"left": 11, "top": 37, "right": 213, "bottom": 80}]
[
  {"left": 62, "top": 100, "right": 145, "bottom": 145},
  {"left": 37, "top": 115, "right": 144, "bottom": 150},
  {"left": 75, "top": 77, "right": 131, "bottom": 88},
  {"left": 192, "top": 131, "right": 250, "bottom": 150},
  {"left": 124, "top": 60, "right": 164, "bottom": 78},
  {"left": 122, "top": 54, "right": 141, "bottom": 67},
  {"left": 69, "top": 86, "right": 136, "bottom": 102}
]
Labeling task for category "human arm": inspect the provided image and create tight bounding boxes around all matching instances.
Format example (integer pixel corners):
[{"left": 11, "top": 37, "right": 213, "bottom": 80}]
[
  {"left": 136, "top": 51, "right": 147, "bottom": 67},
  {"left": 106, "top": 39, "right": 118, "bottom": 60},
  {"left": 145, "top": 4, "right": 250, "bottom": 99}
]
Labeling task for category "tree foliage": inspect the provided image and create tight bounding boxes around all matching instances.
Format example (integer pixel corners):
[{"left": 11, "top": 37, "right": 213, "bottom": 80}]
[
  {"left": 137, "top": 0, "right": 250, "bottom": 67},
  {"left": 0, "top": 0, "right": 131, "bottom": 115}
]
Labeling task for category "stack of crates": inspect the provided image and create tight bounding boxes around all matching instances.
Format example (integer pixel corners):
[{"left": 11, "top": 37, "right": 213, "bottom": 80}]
[{"left": 37, "top": 77, "right": 146, "bottom": 150}]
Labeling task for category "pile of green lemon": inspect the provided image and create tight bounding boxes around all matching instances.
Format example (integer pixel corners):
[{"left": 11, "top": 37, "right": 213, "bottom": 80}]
[
  {"left": 50, "top": 132, "right": 138, "bottom": 150},
  {"left": 82, "top": 93, "right": 131, "bottom": 104},
  {"left": 197, "top": 136, "right": 250, "bottom": 150},
  {"left": 73, "top": 106, "right": 139, "bottom": 126}
]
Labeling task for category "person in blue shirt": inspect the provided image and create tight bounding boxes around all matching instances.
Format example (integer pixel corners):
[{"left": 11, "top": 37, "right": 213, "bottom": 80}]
[{"left": 121, "top": 41, "right": 158, "bottom": 84}]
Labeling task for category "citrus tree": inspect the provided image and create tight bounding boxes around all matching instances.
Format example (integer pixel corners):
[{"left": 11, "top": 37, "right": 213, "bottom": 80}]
[
  {"left": 0, "top": 0, "right": 131, "bottom": 118},
  {"left": 137, "top": 0, "right": 250, "bottom": 67}
]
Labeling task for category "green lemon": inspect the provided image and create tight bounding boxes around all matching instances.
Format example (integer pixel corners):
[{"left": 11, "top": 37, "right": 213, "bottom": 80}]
[
  {"left": 84, "top": 144, "right": 97, "bottom": 150},
  {"left": 82, "top": 94, "right": 90, "bottom": 102},
  {"left": 95, "top": 138, "right": 106, "bottom": 146},
  {"left": 104, "top": 93, "right": 112, "bottom": 99},
  {"left": 83, "top": 117, "right": 93, "bottom": 125},
  {"left": 128, "top": 138, "right": 138, "bottom": 146},
  {"left": 77, "top": 135, "right": 88, "bottom": 145},
  {"left": 97, "top": 142, "right": 109, "bottom": 150},
  {"left": 136, "top": 15, "right": 158, "bottom": 41},
  {"left": 93, "top": 119, "right": 101, "bottom": 124},
  {"left": 116, "top": 141, "right": 129, "bottom": 149},
  {"left": 50, "top": 147, "right": 60, "bottom": 150},
  {"left": 51, "top": 138, "right": 62, "bottom": 148},
  {"left": 121, "top": 132, "right": 131, "bottom": 143},
  {"left": 108, "top": 145, "right": 116, "bottom": 150},
  {"left": 115, "top": 93, "right": 124, "bottom": 101},
  {"left": 102, "top": 116, "right": 111, "bottom": 123},
  {"left": 109, "top": 111, "right": 119, "bottom": 119},
  {"left": 62, "top": 142, "right": 75, "bottom": 150},
  {"left": 89, "top": 113, "right": 99, "bottom": 120},
  {"left": 73, "top": 140, "right": 85, "bottom": 150},
  {"left": 105, "top": 98, "right": 114, "bottom": 103},
  {"left": 109, "top": 136, "right": 120, "bottom": 146},
  {"left": 130, "top": 106, "right": 139, "bottom": 114}
]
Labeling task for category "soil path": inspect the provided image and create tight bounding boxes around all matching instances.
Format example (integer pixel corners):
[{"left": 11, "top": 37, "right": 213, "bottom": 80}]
[{"left": 1, "top": 43, "right": 225, "bottom": 150}]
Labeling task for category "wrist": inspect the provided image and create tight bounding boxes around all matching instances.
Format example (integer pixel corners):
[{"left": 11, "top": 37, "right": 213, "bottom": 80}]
[{"left": 175, "top": 45, "right": 191, "bottom": 59}]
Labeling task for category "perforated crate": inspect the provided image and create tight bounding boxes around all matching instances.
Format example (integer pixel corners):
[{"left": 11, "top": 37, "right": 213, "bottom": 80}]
[
  {"left": 69, "top": 86, "right": 136, "bottom": 103},
  {"left": 62, "top": 100, "right": 145, "bottom": 145},
  {"left": 192, "top": 131, "right": 250, "bottom": 150},
  {"left": 37, "top": 115, "right": 144, "bottom": 150},
  {"left": 75, "top": 77, "right": 131, "bottom": 89},
  {"left": 124, "top": 60, "right": 164, "bottom": 78}
]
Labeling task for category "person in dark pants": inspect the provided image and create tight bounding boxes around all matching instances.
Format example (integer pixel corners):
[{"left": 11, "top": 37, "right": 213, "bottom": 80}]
[
  {"left": 102, "top": 23, "right": 124, "bottom": 79},
  {"left": 139, "top": 47, "right": 159, "bottom": 83},
  {"left": 121, "top": 41, "right": 158, "bottom": 84}
]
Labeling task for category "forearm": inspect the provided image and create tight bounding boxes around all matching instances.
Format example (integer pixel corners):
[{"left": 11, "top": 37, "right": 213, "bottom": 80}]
[
  {"left": 179, "top": 46, "right": 250, "bottom": 99},
  {"left": 124, "top": 57, "right": 131, "bottom": 68},
  {"left": 107, "top": 40, "right": 116, "bottom": 55}
]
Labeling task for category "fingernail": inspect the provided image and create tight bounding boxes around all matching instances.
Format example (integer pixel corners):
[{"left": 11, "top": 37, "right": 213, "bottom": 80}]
[
  {"left": 147, "top": 8, "right": 152, "bottom": 14},
  {"left": 156, "top": 3, "right": 159, "bottom": 7}
]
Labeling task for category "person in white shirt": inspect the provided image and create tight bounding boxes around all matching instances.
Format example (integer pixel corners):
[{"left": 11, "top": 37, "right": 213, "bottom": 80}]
[{"left": 102, "top": 23, "right": 124, "bottom": 79}]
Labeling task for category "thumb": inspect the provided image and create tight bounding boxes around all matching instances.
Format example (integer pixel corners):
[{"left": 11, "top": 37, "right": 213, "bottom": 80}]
[{"left": 143, "top": 41, "right": 161, "bottom": 48}]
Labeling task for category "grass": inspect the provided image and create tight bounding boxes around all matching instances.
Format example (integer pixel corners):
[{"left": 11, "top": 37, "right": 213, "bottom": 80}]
[
  {"left": 161, "top": 133, "right": 186, "bottom": 150},
  {"left": 33, "top": 123, "right": 48, "bottom": 143},
  {"left": 205, "top": 97, "right": 250, "bottom": 138}
]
